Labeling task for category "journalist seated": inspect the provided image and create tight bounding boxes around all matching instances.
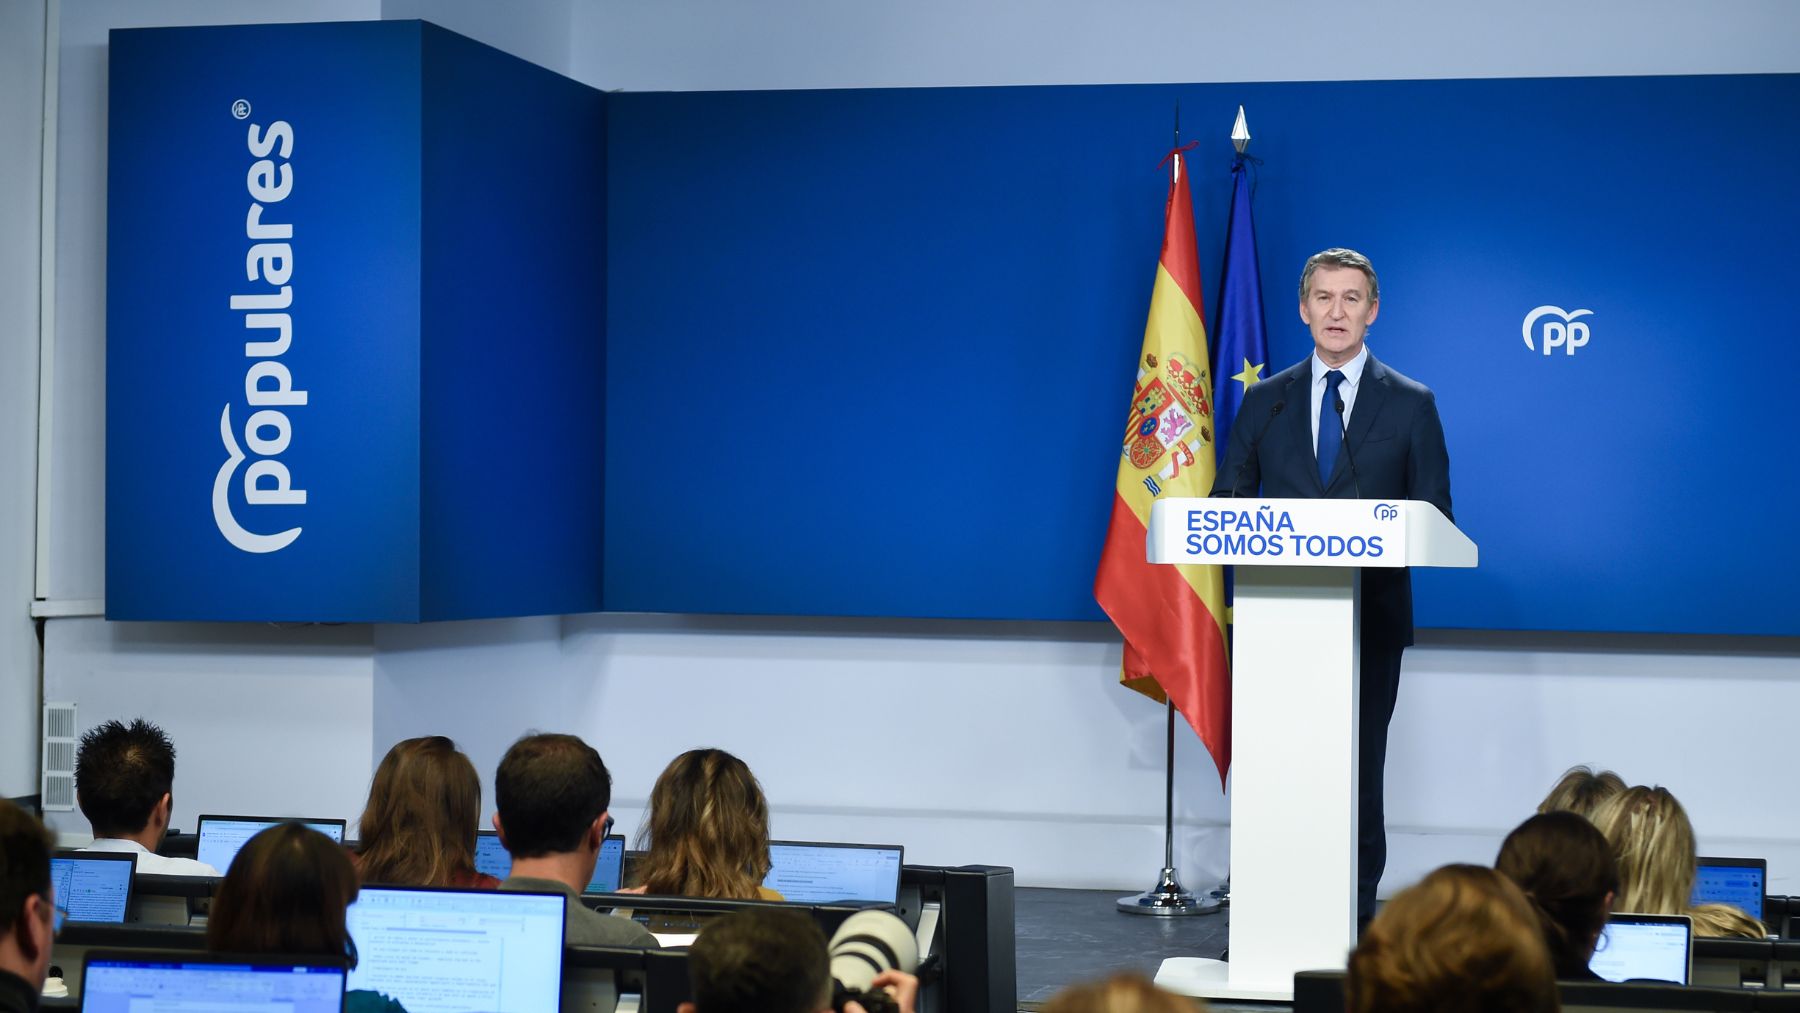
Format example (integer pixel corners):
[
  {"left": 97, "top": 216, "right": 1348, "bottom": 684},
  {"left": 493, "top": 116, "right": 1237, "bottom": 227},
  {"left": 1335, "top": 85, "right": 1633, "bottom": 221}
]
[
  {"left": 206, "top": 823, "right": 407, "bottom": 1013},
  {"left": 628, "top": 748, "right": 781, "bottom": 901},
  {"left": 1346, "top": 864, "right": 1558, "bottom": 1013},
  {"left": 1536, "top": 765, "right": 1626, "bottom": 823},
  {"left": 1041, "top": 972, "right": 1203, "bottom": 1013},
  {"left": 0, "top": 800, "right": 57, "bottom": 1013},
  {"left": 74, "top": 719, "right": 220, "bottom": 876},
  {"left": 1589, "top": 784, "right": 1764, "bottom": 938},
  {"left": 354, "top": 735, "right": 497, "bottom": 888},
  {"left": 1495, "top": 811, "right": 1616, "bottom": 981},
  {"left": 681, "top": 907, "right": 917, "bottom": 1013},
  {"left": 492, "top": 732, "right": 656, "bottom": 947}
]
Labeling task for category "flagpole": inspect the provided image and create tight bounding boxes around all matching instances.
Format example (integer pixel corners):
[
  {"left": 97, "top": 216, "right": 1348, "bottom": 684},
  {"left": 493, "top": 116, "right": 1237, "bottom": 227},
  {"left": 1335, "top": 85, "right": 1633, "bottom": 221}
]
[
  {"left": 1117, "top": 98, "right": 1222, "bottom": 919},
  {"left": 1204, "top": 104, "right": 1257, "bottom": 915}
]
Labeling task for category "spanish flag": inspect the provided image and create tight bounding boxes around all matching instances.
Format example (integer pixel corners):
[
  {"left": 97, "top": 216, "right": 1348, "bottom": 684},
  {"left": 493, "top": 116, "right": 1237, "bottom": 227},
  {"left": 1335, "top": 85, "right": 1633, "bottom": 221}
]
[{"left": 1093, "top": 147, "right": 1232, "bottom": 785}]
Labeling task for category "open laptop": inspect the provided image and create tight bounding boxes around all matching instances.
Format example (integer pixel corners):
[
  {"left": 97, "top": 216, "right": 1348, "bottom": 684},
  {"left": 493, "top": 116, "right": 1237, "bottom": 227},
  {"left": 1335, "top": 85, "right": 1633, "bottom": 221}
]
[
  {"left": 763, "top": 840, "right": 904, "bottom": 904},
  {"left": 50, "top": 849, "right": 135, "bottom": 923},
  {"left": 345, "top": 885, "right": 566, "bottom": 1013},
  {"left": 82, "top": 950, "right": 347, "bottom": 1013},
  {"left": 1589, "top": 912, "right": 1693, "bottom": 984},
  {"left": 475, "top": 830, "right": 626, "bottom": 892},
  {"left": 195, "top": 814, "right": 348, "bottom": 873},
  {"left": 1692, "top": 856, "right": 1766, "bottom": 921}
]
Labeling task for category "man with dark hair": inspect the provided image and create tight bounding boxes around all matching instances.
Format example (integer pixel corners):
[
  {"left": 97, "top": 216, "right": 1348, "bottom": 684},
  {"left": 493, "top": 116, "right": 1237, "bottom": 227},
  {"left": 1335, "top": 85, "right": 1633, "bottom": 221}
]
[
  {"left": 0, "top": 800, "right": 58, "bottom": 1012},
  {"left": 75, "top": 719, "right": 220, "bottom": 876},
  {"left": 493, "top": 733, "right": 655, "bottom": 947},
  {"left": 679, "top": 908, "right": 916, "bottom": 1013},
  {"left": 1214, "top": 248, "right": 1453, "bottom": 926}
]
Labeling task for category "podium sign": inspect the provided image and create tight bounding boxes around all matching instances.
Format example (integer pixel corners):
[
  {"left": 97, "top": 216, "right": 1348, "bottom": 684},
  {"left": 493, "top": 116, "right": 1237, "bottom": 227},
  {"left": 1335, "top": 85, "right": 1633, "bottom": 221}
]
[
  {"left": 1147, "top": 498, "right": 1475, "bottom": 569},
  {"left": 1145, "top": 498, "right": 1475, "bottom": 1001}
]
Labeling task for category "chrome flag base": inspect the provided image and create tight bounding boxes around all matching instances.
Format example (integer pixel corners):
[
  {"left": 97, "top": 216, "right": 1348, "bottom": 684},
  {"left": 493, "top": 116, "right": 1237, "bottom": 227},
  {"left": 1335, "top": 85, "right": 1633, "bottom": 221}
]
[{"left": 1118, "top": 867, "right": 1222, "bottom": 917}]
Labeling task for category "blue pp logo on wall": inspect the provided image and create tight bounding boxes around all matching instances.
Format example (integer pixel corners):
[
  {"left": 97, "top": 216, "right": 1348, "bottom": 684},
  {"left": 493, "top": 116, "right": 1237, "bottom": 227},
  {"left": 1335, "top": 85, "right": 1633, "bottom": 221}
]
[
  {"left": 213, "top": 116, "right": 309, "bottom": 554},
  {"left": 1372, "top": 502, "right": 1399, "bottom": 521},
  {"left": 1522, "top": 305, "right": 1593, "bottom": 356}
]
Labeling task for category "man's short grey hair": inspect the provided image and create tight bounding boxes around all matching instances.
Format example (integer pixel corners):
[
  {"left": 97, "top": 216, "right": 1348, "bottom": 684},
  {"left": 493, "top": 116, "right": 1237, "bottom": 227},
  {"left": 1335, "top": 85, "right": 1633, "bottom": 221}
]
[{"left": 1299, "top": 248, "right": 1379, "bottom": 304}]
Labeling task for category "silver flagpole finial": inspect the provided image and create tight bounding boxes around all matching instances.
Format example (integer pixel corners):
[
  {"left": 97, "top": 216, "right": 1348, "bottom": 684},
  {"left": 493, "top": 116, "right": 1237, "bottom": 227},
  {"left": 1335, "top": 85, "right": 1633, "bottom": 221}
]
[{"left": 1231, "top": 105, "right": 1251, "bottom": 155}]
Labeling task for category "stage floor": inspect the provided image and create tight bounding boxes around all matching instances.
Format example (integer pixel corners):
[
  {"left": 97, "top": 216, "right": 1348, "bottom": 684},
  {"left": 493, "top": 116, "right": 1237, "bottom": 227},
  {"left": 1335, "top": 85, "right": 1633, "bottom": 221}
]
[{"left": 1015, "top": 886, "right": 1277, "bottom": 1010}]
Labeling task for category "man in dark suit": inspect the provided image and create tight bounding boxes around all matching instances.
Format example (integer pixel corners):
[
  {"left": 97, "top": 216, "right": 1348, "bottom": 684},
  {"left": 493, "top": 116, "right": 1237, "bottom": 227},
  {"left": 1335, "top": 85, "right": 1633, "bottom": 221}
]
[{"left": 1211, "top": 248, "right": 1452, "bottom": 925}]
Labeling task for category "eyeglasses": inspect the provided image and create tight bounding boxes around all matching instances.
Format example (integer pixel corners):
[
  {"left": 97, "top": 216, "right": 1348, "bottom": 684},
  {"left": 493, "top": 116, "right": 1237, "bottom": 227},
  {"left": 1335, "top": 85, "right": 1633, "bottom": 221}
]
[
  {"left": 53, "top": 903, "right": 68, "bottom": 935},
  {"left": 601, "top": 814, "right": 615, "bottom": 838}
]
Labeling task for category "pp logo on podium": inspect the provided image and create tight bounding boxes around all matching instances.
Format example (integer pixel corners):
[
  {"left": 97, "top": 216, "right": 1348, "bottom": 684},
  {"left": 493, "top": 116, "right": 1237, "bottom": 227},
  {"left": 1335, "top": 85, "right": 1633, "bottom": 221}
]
[
  {"left": 1522, "top": 305, "right": 1593, "bottom": 356},
  {"left": 1372, "top": 503, "right": 1400, "bottom": 521}
]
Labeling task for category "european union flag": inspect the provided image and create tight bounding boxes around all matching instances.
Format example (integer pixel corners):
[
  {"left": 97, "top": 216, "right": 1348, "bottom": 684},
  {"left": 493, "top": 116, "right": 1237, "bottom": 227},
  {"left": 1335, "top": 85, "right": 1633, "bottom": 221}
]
[{"left": 1210, "top": 156, "right": 1269, "bottom": 459}]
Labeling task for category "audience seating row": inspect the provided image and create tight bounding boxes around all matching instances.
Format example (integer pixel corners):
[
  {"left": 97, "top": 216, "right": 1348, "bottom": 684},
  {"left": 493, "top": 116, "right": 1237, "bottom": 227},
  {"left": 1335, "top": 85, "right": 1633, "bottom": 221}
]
[
  {"left": 1690, "top": 937, "right": 1800, "bottom": 990},
  {"left": 1296, "top": 970, "right": 1800, "bottom": 1012},
  {"left": 55, "top": 863, "right": 1015, "bottom": 1013}
]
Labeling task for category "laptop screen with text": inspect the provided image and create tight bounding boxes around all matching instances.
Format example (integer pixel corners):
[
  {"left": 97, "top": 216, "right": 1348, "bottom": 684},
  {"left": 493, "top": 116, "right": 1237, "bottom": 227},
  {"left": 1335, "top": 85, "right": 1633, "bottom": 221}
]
[
  {"left": 1590, "top": 913, "right": 1692, "bottom": 985},
  {"left": 475, "top": 831, "right": 625, "bottom": 892},
  {"left": 82, "top": 955, "right": 346, "bottom": 1013},
  {"left": 51, "top": 851, "right": 134, "bottom": 923},
  {"left": 196, "top": 815, "right": 347, "bottom": 873},
  {"left": 763, "top": 841, "right": 903, "bottom": 904},
  {"left": 346, "top": 886, "right": 565, "bottom": 1013},
  {"left": 1691, "top": 858, "right": 1765, "bottom": 921}
]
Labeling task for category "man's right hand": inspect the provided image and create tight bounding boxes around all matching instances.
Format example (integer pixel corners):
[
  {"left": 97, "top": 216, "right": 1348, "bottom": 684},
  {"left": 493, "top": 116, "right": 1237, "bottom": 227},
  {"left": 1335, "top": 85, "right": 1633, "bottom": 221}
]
[{"left": 843, "top": 971, "right": 919, "bottom": 1013}]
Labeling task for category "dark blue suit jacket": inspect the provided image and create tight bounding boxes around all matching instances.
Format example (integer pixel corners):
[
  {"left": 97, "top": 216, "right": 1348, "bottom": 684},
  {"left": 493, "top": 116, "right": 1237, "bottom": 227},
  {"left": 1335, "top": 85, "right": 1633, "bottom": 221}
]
[{"left": 1211, "top": 352, "right": 1452, "bottom": 648}]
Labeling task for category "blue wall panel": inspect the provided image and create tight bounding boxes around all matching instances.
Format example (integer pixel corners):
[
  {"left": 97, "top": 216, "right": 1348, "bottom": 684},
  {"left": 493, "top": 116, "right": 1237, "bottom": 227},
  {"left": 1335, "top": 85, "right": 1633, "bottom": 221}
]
[
  {"left": 604, "top": 76, "right": 1800, "bottom": 634},
  {"left": 107, "top": 21, "right": 606, "bottom": 622},
  {"left": 108, "top": 22, "right": 424, "bottom": 621},
  {"left": 419, "top": 24, "right": 607, "bottom": 620}
]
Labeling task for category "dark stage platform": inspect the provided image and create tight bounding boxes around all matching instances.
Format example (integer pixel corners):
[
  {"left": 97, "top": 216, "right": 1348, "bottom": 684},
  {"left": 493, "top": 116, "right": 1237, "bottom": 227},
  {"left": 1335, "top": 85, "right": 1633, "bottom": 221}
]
[{"left": 1015, "top": 887, "right": 1278, "bottom": 1011}]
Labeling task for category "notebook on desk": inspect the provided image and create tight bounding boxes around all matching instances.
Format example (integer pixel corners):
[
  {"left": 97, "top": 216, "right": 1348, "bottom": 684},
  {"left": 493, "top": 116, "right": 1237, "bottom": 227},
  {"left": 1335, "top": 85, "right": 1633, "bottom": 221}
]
[
  {"left": 763, "top": 840, "right": 904, "bottom": 904},
  {"left": 1590, "top": 912, "right": 1693, "bottom": 985},
  {"left": 51, "top": 850, "right": 135, "bottom": 923},
  {"left": 195, "top": 814, "right": 347, "bottom": 873},
  {"left": 1692, "top": 856, "right": 1766, "bottom": 921}
]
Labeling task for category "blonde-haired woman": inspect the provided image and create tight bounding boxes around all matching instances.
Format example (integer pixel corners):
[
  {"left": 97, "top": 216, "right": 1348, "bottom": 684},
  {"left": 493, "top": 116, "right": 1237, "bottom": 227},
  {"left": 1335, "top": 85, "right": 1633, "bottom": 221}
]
[
  {"left": 1588, "top": 785, "right": 1763, "bottom": 938},
  {"left": 1538, "top": 765, "right": 1626, "bottom": 822},
  {"left": 629, "top": 748, "right": 780, "bottom": 900}
]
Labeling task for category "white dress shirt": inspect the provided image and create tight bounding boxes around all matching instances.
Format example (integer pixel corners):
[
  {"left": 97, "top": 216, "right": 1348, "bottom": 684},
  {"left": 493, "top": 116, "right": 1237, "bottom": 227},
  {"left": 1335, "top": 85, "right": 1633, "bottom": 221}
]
[
  {"left": 82, "top": 838, "right": 222, "bottom": 877},
  {"left": 1310, "top": 344, "right": 1371, "bottom": 454}
]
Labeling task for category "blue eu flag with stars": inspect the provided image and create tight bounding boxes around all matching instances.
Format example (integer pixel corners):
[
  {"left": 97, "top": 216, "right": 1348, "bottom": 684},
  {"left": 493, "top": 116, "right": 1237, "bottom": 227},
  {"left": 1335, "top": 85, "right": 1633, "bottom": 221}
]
[{"left": 1211, "top": 155, "right": 1269, "bottom": 459}]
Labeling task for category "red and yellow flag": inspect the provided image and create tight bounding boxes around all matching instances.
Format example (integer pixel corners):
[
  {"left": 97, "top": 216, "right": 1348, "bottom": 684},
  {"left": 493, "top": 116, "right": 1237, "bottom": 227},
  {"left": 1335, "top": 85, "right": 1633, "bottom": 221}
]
[{"left": 1093, "top": 148, "right": 1233, "bottom": 785}]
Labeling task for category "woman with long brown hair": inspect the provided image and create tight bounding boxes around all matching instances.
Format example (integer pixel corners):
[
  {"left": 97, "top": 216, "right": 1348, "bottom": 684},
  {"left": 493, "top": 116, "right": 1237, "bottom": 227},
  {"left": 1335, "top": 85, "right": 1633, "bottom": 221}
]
[
  {"left": 207, "top": 823, "right": 407, "bottom": 1013},
  {"left": 354, "top": 736, "right": 497, "bottom": 888},
  {"left": 1495, "top": 811, "right": 1617, "bottom": 980},
  {"left": 630, "top": 748, "right": 779, "bottom": 900}
]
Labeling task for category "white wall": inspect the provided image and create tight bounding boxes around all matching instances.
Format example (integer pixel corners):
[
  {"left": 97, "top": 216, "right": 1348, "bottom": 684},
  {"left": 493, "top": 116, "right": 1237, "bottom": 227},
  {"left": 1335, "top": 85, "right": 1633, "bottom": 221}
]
[
  {"left": 41, "top": 618, "right": 377, "bottom": 840},
  {"left": 569, "top": 0, "right": 1800, "bottom": 92},
  {"left": 373, "top": 615, "right": 1227, "bottom": 887},
  {"left": 0, "top": 0, "right": 47, "bottom": 798},
  {"left": 28, "top": 0, "right": 1800, "bottom": 894}
]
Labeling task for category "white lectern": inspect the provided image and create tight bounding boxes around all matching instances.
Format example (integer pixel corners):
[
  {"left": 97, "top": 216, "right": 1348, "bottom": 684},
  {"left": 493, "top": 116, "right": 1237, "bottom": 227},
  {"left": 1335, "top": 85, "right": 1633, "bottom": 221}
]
[{"left": 1143, "top": 499, "right": 1476, "bottom": 1001}]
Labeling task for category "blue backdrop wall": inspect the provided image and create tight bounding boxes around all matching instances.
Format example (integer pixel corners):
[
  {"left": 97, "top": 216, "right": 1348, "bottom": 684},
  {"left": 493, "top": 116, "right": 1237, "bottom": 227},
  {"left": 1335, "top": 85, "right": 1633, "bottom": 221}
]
[
  {"left": 106, "top": 21, "right": 607, "bottom": 622},
  {"left": 603, "top": 74, "right": 1800, "bottom": 635}
]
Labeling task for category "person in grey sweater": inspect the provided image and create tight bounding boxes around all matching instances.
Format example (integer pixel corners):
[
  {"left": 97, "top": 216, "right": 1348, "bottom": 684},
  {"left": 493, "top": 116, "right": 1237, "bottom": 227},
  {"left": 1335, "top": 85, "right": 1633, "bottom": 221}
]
[{"left": 492, "top": 733, "right": 656, "bottom": 948}]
